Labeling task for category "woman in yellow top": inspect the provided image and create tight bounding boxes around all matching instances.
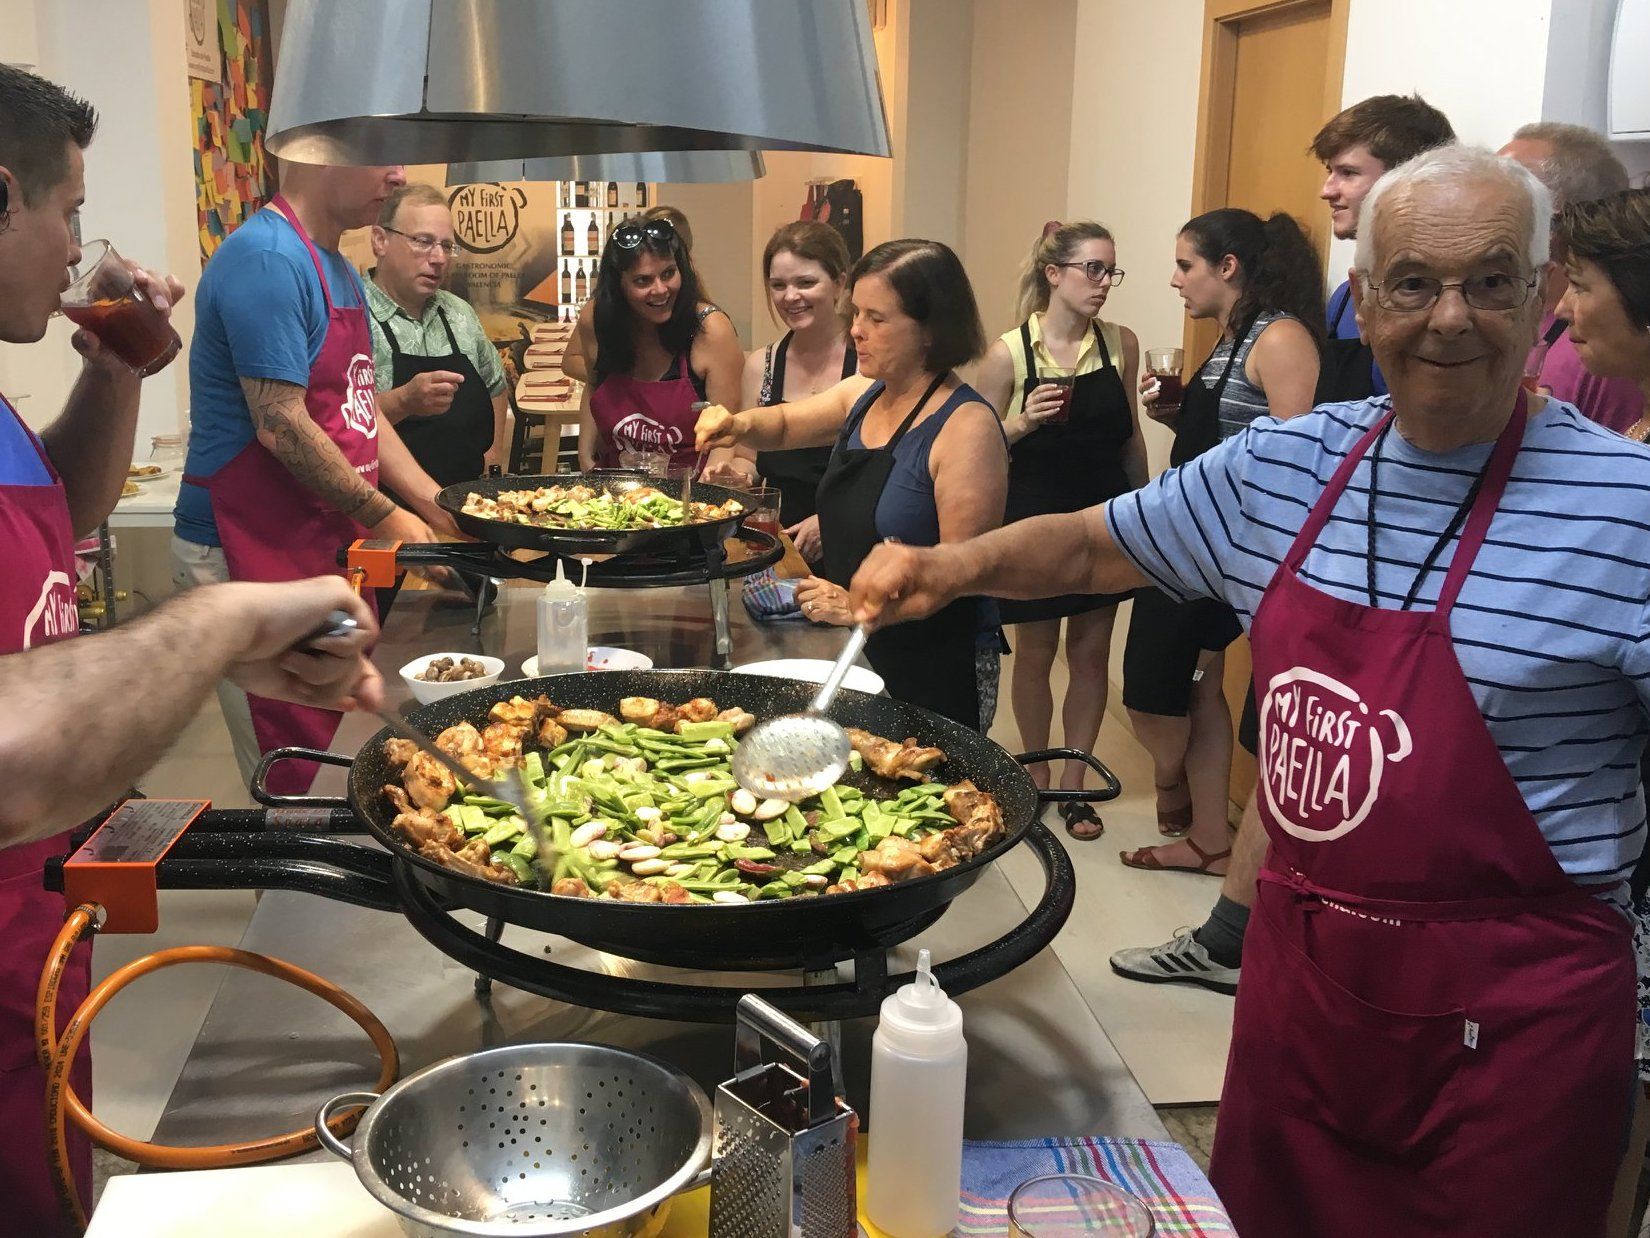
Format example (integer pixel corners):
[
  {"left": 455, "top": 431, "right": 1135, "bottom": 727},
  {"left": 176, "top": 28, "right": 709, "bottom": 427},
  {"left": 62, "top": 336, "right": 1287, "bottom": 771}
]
[{"left": 976, "top": 220, "right": 1146, "bottom": 839}]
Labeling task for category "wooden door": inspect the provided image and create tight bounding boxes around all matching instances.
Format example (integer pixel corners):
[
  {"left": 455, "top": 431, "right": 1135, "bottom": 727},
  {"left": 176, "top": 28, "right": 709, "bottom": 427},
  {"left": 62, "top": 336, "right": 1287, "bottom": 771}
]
[{"left": 1186, "top": 0, "right": 1348, "bottom": 812}]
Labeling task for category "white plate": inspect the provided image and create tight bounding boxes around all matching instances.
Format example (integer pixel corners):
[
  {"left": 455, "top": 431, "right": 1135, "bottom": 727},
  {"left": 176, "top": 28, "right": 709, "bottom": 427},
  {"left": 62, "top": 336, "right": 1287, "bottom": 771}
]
[
  {"left": 399, "top": 653, "right": 505, "bottom": 704},
  {"left": 732, "top": 657, "right": 885, "bottom": 696},
  {"left": 522, "top": 646, "right": 654, "bottom": 677},
  {"left": 127, "top": 466, "right": 174, "bottom": 482}
]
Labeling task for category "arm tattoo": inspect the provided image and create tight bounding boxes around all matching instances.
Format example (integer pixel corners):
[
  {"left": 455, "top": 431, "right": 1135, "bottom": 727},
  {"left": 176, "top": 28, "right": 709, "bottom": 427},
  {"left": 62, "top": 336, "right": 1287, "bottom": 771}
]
[{"left": 241, "top": 378, "right": 394, "bottom": 526}]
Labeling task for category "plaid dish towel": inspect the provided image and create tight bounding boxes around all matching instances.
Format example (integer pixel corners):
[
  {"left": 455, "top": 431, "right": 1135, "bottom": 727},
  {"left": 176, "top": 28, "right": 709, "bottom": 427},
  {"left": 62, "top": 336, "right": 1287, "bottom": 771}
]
[
  {"left": 741, "top": 567, "right": 807, "bottom": 622},
  {"left": 955, "top": 1137, "right": 1236, "bottom": 1236}
]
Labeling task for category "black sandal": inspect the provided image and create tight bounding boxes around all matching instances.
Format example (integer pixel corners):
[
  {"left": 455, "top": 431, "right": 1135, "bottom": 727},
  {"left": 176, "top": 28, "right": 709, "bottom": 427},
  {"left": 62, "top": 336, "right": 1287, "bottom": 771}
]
[{"left": 1059, "top": 801, "right": 1104, "bottom": 842}]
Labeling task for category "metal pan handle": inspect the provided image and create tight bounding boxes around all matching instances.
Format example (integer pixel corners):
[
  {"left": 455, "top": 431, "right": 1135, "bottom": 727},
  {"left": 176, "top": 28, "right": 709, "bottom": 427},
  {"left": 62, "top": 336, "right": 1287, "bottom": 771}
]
[
  {"left": 733, "top": 993, "right": 839, "bottom": 1127},
  {"left": 314, "top": 1090, "right": 379, "bottom": 1160},
  {"left": 250, "top": 747, "right": 354, "bottom": 808},
  {"left": 1015, "top": 747, "right": 1123, "bottom": 803}
]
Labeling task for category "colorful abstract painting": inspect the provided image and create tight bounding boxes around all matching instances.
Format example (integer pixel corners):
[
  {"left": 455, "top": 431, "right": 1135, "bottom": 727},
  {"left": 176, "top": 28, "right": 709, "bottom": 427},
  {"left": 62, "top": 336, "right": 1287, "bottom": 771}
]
[{"left": 192, "top": 0, "right": 273, "bottom": 264}]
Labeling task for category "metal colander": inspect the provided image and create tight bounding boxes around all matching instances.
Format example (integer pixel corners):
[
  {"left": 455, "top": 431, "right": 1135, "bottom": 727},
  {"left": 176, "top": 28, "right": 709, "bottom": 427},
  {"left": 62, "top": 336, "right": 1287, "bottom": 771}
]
[{"left": 316, "top": 1043, "right": 712, "bottom": 1237}]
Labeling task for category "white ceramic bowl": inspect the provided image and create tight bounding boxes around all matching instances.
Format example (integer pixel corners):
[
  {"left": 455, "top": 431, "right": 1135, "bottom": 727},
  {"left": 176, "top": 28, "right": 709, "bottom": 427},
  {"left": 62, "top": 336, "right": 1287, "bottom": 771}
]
[
  {"left": 399, "top": 653, "right": 505, "bottom": 704},
  {"left": 732, "top": 657, "right": 885, "bottom": 696},
  {"left": 521, "top": 647, "right": 655, "bottom": 677}
]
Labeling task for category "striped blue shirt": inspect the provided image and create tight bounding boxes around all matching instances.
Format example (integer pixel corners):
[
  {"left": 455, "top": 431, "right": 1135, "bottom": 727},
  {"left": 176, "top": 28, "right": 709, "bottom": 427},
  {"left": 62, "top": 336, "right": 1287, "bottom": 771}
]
[{"left": 1107, "top": 396, "right": 1650, "bottom": 901}]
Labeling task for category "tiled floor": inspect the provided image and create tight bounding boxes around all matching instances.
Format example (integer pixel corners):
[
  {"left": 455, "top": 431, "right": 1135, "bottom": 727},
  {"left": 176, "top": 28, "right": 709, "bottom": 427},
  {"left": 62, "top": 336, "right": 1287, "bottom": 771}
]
[{"left": 84, "top": 637, "right": 1238, "bottom": 1208}]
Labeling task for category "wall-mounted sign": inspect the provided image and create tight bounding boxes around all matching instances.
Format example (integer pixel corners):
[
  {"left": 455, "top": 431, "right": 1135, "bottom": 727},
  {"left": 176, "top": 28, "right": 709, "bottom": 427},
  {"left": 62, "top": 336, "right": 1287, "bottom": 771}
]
[{"left": 185, "top": 0, "right": 222, "bottom": 82}]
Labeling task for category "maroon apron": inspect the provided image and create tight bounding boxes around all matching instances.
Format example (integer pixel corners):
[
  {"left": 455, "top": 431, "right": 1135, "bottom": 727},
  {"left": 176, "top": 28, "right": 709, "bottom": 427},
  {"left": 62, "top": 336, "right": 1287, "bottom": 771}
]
[
  {"left": 1211, "top": 395, "right": 1634, "bottom": 1235},
  {"left": 0, "top": 395, "right": 91, "bottom": 1234},
  {"left": 184, "top": 197, "right": 380, "bottom": 795},
  {"left": 587, "top": 351, "right": 702, "bottom": 472}
]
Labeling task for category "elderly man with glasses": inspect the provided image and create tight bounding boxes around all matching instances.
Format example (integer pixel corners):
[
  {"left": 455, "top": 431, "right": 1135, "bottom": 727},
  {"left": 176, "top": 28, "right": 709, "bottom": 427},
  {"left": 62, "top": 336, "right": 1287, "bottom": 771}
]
[
  {"left": 850, "top": 145, "right": 1644, "bottom": 1235},
  {"left": 367, "top": 183, "right": 509, "bottom": 487}
]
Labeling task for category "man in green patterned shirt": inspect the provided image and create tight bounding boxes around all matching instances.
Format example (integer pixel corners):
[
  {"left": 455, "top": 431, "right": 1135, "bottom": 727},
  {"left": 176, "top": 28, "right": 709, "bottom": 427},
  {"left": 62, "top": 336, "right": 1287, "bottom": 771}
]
[{"left": 365, "top": 184, "right": 508, "bottom": 488}]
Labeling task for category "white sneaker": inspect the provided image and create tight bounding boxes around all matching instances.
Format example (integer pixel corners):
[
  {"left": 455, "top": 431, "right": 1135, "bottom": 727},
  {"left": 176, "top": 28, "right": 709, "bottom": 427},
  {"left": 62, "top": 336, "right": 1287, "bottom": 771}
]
[{"left": 1110, "top": 927, "right": 1239, "bottom": 995}]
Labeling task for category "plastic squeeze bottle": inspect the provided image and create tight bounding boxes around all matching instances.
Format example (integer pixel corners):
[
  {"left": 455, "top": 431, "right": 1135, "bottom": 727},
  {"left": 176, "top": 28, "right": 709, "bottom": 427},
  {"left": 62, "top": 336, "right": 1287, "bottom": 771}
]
[
  {"left": 535, "top": 560, "right": 587, "bottom": 674},
  {"left": 866, "top": 948, "right": 967, "bottom": 1237}
]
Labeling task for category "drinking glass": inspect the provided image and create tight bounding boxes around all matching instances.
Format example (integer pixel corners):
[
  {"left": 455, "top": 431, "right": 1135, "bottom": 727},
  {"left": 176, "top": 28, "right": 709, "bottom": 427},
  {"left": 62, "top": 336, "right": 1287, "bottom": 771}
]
[
  {"left": 1145, "top": 347, "right": 1185, "bottom": 411},
  {"left": 743, "top": 485, "right": 781, "bottom": 539},
  {"left": 617, "top": 447, "right": 669, "bottom": 476},
  {"left": 1522, "top": 341, "right": 1551, "bottom": 394},
  {"left": 59, "top": 240, "right": 182, "bottom": 376},
  {"left": 1038, "top": 368, "right": 1076, "bottom": 424},
  {"left": 1007, "top": 1173, "right": 1155, "bottom": 1236}
]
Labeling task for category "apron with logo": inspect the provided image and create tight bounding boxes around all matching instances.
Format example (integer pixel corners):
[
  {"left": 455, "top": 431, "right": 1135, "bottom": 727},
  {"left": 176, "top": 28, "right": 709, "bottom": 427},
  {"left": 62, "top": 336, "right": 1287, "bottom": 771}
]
[
  {"left": 0, "top": 395, "right": 91, "bottom": 1234},
  {"left": 1210, "top": 394, "right": 1633, "bottom": 1235},
  {"left": 183, "top": 196, "right": 380, "bottom": 795},
  {"left": 588, "top": 352, "right": 702, "bottom": 473},
  {"left": 379, "top": 303, "right": 494, "bottom": 490}
]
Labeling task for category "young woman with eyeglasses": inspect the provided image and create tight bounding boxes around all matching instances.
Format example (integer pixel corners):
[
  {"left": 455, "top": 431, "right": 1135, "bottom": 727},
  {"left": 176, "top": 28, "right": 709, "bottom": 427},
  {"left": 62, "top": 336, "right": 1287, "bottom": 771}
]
[
  {"left": 1120, "top": 208, "right": 1322, "bottom": 877},
  {"left": 974, "top": 220, "right": 1146, "bottom": 840},
  {"left": 576, "top": 211, "right": 748, "bottom": 477}
]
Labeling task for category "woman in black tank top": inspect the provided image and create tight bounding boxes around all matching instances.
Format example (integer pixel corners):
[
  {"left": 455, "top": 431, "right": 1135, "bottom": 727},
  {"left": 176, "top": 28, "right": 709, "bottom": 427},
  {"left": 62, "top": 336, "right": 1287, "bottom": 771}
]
[{"left": 732, "top": 223, "right": 858, "bottom": 558}]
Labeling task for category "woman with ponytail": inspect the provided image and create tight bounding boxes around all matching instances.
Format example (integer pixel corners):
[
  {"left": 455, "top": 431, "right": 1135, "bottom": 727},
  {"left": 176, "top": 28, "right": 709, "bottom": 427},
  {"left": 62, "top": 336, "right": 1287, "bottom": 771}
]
[
  {"left": 977, "top": 220, "right": 1146, "bottom": 840},
  {"left": 1117, "top": 208, "right": 1322, "bottom": 878}
]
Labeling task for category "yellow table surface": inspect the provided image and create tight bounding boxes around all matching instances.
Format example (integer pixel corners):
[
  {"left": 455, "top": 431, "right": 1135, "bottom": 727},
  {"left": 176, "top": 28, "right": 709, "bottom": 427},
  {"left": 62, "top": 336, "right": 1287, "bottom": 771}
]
[{"left": 663, "top": 1140, "right": 890, "bottom": 1236}]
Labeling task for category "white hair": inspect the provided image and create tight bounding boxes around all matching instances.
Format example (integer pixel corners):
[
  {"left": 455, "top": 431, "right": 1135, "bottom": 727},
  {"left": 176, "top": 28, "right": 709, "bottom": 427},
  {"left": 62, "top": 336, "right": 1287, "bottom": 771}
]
[{"left": 1355, "top": 144, "right": 1551, "bottom": 277}]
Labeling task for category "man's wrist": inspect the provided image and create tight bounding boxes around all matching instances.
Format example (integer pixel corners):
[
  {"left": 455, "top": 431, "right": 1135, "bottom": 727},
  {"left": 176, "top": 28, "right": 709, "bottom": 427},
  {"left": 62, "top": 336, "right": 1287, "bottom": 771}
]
[
  {"left": 355, "top": 491, "right": 397, "bottom": 528},
  {"left": 377, "top": 387, "right": 405, "bottom": 423}
]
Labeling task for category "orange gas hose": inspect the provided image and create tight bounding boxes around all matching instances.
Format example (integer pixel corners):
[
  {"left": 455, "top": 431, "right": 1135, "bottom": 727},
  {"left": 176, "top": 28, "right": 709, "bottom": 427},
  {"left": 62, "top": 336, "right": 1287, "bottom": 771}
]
[{"left": 39, "top": 904, "right": 399, "bottom": 1231}]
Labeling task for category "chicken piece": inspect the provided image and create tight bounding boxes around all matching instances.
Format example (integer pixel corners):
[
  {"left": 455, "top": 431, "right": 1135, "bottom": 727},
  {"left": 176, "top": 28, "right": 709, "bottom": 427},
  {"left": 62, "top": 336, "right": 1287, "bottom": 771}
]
[
  {"left": 941, "top": 781, "right": 1004, "bottom": 855},
  {"left": 551, "top": 877, "right": 593, "bottom": 898},
  {"left": 402, "top": 750, "right": 458, "bottom": 811},
  {"left": 537, "top": 714, "right": 568, "bottom": 749},
  {"left": 619, "top": 696, "right": 681, "bottom": 731},
  {"left": 435, "top": 722, "right": 484, "bottom": 762},
  {"left": 677, "top": 698, "right": 719, "bottom": 723},
  {"left": 657, "top": 881, "right": 693, "bottom": 905},
  {"left": 383, "top": 784, "right": 463, "bottom": 849},
  {"left": 557, "top": 709, "right": 619, "bottom": 732},
  {"left": 857, "top": 835, "right": 937, "bottom": 883},
  {"left": 917, "top": 831, "right": 964, "bottom": 870},
  {"left": 480, "top": 720, "right": 527, "bottom": 764},
  {"left": 716, "top": 707, "right": 756, "bottom": 735},
  {"left": 609, "top": 880, "right": 664, "bottom": 903},
  {"left": 383, "top": 737, "right": 419, "bottom": 770},
  {"left": 488, "top": 695, "right": 537, "bottom": 726},
  {"left": 844, "top": 727, "right": 945, "bottom": 782},
  {"left": 416, "top": 838, "right": 518, "bottom": 884}
]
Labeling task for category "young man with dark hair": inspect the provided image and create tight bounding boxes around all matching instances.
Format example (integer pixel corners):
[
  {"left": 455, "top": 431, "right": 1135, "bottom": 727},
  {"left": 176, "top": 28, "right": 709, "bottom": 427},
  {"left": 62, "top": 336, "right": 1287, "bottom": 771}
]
[{"left": 0, "top": 64, "right": 380, "bottom": 1235}]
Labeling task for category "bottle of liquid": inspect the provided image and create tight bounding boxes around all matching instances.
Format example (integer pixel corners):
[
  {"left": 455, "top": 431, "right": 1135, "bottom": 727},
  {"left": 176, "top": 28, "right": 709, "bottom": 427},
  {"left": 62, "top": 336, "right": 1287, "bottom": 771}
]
[
  {"left": 560, "top": 258, "right": 571, "bottom": 302},
  {"left": 535, "top": 560, "right": 587, "bottom": 675},
  {"left": 865, "top": 949, "right": 966, "bottom": 1237},
  {"left": 574, "top": 180, "right": 588, "bottom": 208},
  {"left": 635, "top": 181, "right": 647, "bottom": 208},
  {"left": 607, "top": 180, "right": 619, "bottom": 209},
  {"left": 560, "top": 214, "right": 575, "bottom": 255},
  {"left": 587, "top": 214, "right": 600, "bottom": 254},
  {"left": 573, "top": 260, "right": 588, "bottom": 302}
]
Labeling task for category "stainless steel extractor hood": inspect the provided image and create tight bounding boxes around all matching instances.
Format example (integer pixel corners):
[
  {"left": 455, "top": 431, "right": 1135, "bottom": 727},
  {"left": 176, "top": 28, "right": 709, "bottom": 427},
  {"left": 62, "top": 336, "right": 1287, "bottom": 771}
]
[
  {"left": 447, "top": 148, "right": 767, "bottom": 187},
  {"left": 267, "top": 0, "right": 891, "bottom": 166}
]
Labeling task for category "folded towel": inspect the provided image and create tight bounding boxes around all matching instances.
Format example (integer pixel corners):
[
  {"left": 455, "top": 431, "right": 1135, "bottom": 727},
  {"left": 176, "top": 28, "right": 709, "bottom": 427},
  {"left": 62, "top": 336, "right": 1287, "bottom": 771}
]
[{"left": 741, "top": 567, "right": 807, "bottom": 622}]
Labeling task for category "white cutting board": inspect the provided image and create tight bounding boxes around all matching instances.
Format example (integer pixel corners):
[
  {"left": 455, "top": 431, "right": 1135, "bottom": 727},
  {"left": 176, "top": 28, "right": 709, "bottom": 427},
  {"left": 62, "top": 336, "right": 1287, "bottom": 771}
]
[{"left": 87, "top": 1161, "right": 401, "bottom": 1237}]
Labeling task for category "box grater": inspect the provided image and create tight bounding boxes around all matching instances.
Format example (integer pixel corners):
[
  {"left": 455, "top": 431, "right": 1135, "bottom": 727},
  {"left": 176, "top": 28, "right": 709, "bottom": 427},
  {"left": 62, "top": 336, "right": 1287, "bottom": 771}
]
[{"left": 710, "top": 994, "right": 860, "bottom": 1237}]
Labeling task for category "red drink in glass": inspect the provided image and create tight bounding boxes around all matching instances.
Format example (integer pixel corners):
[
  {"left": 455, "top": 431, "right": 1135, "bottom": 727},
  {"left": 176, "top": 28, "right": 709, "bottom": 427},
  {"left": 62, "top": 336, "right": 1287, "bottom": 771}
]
[{"left": 59, "top": 241, "right": 181, "bottom": 376}]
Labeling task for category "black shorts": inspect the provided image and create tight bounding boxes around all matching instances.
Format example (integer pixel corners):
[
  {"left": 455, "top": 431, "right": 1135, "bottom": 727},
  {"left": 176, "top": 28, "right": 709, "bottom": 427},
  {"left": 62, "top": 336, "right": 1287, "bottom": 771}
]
[
  {"left": 1238, "top": 676, "right": 1259, "bottom": 755},
  {"left": 1121, "top": 588, "right": 1241, "bottom": 718}
]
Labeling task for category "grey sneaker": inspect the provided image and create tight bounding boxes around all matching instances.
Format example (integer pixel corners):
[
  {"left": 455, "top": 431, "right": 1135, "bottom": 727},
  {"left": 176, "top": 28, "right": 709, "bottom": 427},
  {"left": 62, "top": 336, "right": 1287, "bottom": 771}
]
[{"left": 1110, "top": 927, "right": 1239, "bottom": 995}]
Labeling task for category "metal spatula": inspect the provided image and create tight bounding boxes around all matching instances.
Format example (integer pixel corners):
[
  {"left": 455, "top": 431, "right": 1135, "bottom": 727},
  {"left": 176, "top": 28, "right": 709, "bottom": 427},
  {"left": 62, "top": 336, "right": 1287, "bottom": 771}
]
[{"left": 730, "top": 624, "right": 869, "bottom": 802}]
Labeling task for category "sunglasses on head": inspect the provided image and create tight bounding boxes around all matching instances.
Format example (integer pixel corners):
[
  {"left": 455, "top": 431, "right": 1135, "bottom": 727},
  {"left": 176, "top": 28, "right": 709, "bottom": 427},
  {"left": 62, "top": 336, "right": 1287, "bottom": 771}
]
[{"left": 612, "top": 218, "right": 677, "bottom": 250}]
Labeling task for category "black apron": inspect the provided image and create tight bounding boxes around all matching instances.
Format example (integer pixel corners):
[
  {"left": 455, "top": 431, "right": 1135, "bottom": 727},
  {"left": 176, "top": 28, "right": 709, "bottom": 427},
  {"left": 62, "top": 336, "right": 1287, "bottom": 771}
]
[
  {"left": 816, "top": 375, "right": 985, "bottom": 731},
  {"left": 1169, "top": 316, "right": 1252, "bottom": 469},
  {"left": 755, "top": 332, "right": 859, "bottom": 524},
  {"left": 999, "top": 320, "right": 1135, "bottom": 625},
  {"left": 379, "top": 304, "right": 494, "bottom": 489},
  {"left": 1313, "top": 283, "right": 1376, "bottom": 405}
]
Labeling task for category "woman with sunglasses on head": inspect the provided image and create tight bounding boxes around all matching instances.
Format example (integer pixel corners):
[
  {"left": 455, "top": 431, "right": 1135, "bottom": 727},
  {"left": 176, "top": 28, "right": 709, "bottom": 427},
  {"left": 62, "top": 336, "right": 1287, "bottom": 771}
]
[
  {"left": 737, "top": 221, "right": 859, "bottom": 563},
  {"left": 561, "top": 206, "right": 699, "bottom": 385},
  {"left": 696, "top": 239, "right": 1009, "bottom": 731},
  {"left": 1120, "top": 208, "right": 1322, "bottom": 877},
  {"left": 575, "top": 211, "right": 749, "bottom": 478},
  {"left": 975, "top": 220, "right": 1146, "bottom": 841}
]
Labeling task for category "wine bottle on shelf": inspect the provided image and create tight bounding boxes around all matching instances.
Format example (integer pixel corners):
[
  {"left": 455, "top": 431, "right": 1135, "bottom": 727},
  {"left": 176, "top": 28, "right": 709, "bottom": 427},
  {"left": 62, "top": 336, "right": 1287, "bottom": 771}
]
[
  {"left": 587, "top": 214, "right": 600, "bottom": 254},
  {"left": 560, "top": 214, "right": 574, "bottom": 255},
  {"left": 574, "top": 180, "right": 588, "bottom": 208},
  {"left": 606, "top": 180, "right": 618, "bottom": 209},
  {"left": 560, "top": 258, "right": 571, "bottom": 302},
  {"left": 574, "top": 259, "right": 588, "bottom": 302},
  {"left": 635, "top": 182, "right": 647, "bottom": 208}
]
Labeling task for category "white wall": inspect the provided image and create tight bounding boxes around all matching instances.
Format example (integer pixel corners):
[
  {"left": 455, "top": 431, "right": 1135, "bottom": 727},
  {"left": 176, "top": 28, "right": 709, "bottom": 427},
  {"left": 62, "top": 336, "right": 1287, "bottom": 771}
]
[{"left": 1543, "top": 0, "right": 1650, "bottom": 183}]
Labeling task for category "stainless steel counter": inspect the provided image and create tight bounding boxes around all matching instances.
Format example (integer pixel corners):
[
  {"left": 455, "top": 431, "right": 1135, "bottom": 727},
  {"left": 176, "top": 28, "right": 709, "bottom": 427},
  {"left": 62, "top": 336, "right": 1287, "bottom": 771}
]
[{"left": 151, "top": 580, "right": 1166, "bottom": 1151}]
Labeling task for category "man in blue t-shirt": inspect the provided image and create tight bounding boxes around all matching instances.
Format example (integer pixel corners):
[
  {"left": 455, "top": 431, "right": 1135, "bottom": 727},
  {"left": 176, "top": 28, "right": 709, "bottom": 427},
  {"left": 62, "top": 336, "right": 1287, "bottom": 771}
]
[
  {"left": 173, "top": 158, "right": 454, "bottom": 785},
  {"left": 1309, "top": 94, "right": 1456, "bottom": 403}
]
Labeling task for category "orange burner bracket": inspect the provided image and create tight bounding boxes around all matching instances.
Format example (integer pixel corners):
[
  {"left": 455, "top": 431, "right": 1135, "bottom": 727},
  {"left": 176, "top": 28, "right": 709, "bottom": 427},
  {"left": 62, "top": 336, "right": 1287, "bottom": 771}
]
[
  {"left": 345, "top": 538, "right": 404, "bottom": 591},
  {"left": 61, "top": 799, "right": 210, "bottom": 933}
]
